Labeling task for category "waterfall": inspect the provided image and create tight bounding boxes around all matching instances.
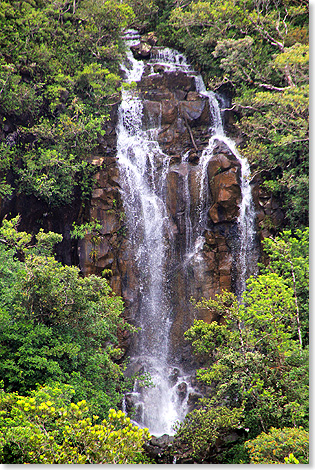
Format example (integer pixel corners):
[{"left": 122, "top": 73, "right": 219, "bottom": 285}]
[
  {"left": 116, "top": 34, "right": 257, "bottom": 435},
  {"left": 118, "top": 34, "right": 192, "bottom": 435},
  {"left": 194, "top": 78, "right": 257, "bottom": 296}
]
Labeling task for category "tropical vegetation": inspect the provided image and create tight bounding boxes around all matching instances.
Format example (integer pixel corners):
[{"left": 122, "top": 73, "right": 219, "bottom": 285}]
[{"left": 0, "top": 0, "right": 308, "bottom": 464}]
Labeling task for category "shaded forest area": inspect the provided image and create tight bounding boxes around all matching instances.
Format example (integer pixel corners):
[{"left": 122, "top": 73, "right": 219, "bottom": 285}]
[{"left": 0, "top": 0, "right": 309, "bottom": 464}]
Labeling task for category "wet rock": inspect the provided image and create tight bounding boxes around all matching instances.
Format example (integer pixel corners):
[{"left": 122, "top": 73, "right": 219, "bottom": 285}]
[
  {"left": 142, "top": 100, "right": 161, "bottom": 128},
  {"left": 130, "top": 41, "right": 152, "bottom": 59},
  {"left": 161, "top": 100, "right": 178, "bottom": 125},
  {"left": 133, "top": 402, "right": 144, "bottom": 423},
  {"left": 212, "top": 140, "right": 235, "bottom": 156},
  {"left": 144, "top": 434, "right": 175, "bottom": 463},
  {"left": 142, "top": 32, "right": 158, "bottom": 46},
  {"left": 140, "top": 73, "right": 166, "bottom": 90},
  {"left": 176, "top": 382, "right": 188, "bottom": 401},
  {"left": 187, "top": 91, "right": 200, "bottom": 101},
  {"left": 124, "top": 392, "right": 139, "bottom": 413},
  {"left": 209, "top": 168, "right": 241, "bottom": 223},
  {"left": 141, "top": 89, "right": 173, "bottom": 101},
  {"left": 174, "top": 90, "right": 187, "bottom": 101},
  {"left": 163, "top": 71, "right": 196, "bottom": 92},
  {"left": 124, "top": 360, "right": 146, "bottom": 378},
  {"left": 187, "top": 151, "right": 199, "bottom": 164},
  {"left": 140, "top": 71, "right": 196, "bottom": 93},
  {"left": 168, "top": 368, "right": 180, "bottom": 386},
  {"left": 207, "top": 153, "right": 241, "bottom": 181},
  {"left": 179, "top": 99, "right": 209, "bottom": 125},
  {"left": 153, "top": 63, "right": 166, "bottom": 74},
  {"left": 187, "top": 391, "right": 203, "bottom": 412},
  {"left": 166, "top": 169, "right": 186, "bottom": 218}
]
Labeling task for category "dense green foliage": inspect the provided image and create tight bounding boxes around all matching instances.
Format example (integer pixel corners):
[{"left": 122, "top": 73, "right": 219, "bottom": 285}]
[
  {"left": 173, "top": 404, "right": 243, "bottom": 462},
  {"left": 173, "top": 230, "right": 309, "bottom": 463},
  {"left": 0, "top": 0, "right": 134, "bottom": 205},
  {"left": 0, "top": 383, "right": 150, "bottom": 464},
  {"left": 0, "top": 217, "right": 152, "bottom": 462},
  {"left": 0, "top": 217, "right": 137, "bottom": 419}
]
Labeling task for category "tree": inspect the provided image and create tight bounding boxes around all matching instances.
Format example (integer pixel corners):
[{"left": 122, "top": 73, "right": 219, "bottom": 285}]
[
  {"left": 0, "top": 383, "right": 151, "bottom": 464},
  {"left": 178, "top": 270, "right": 308, "bottom": 462},
  {"left": 0, "top": 0, "right": 134, "bottom": 206},
  {"left": 172, "top": 404, "right": 243, "bottom": 463},
  {"left": 0, "top": 217, "right": 135, "bottom": 418},
  {"left": 261, "top": 228, "right": 309, "bottom": 346}
]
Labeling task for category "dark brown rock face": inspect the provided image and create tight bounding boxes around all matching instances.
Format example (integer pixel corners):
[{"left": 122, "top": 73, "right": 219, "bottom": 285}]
[
  {"left": 251, "top": 170, "right": 284, "bottom": 239},
  {"left": 139, "top": 68, "right": 211, "bottom": 157}
]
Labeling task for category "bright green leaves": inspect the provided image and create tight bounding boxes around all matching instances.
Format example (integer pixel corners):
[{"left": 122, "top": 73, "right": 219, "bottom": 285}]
[
  {"left": 261, "top": 228, "right": 309, "bottom": 345},
  {"left": 274, "top": 43, "right": 309, "bottom": 86},
  {"left": 70, "top": 219, "right": 103, "bottom": 240},
  {"left": 0, "top": 385, "right": 151, "bottom": 464},
  {"left": 17, "top": 149, "right": 80, "bottom": 205},
  {"left": 241, "top": 273, "right": 295, "bottom": 356},
  {"left": 245, "top": 427, "right": 309, "bottom": 464},
  {"left": 185, "top": 320, "right": 230, "bottom": 359}
]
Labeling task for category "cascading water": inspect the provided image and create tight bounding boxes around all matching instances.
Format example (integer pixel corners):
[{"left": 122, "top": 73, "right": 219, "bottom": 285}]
[
  {"left": 194, "top": 78, "right": 257, "bottom": 296},
  {"left": 117, "top": 33, "right": 257, "bottom": 435},
  {"left": 118, "top": 33, "right": 193, "bottom": 435}
]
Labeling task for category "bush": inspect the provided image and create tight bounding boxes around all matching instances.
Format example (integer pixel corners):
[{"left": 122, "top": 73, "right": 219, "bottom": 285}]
[{"left": 244, "top": 427, "right": 309, "bottom": 464}]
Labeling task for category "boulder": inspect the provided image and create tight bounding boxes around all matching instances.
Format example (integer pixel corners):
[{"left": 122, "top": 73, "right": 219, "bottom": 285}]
[
  {"left": 176, "top": 382, "right": 188, "bottom": 401},
  {"left": 142, "top": 32, "right": 158, "bottom": 46},
  {"left": 163, "top": 71, "right": 196, "bottom": 92},
  {"left": 207, "top": 153, "right": 241, "bottom": 181},
  {"left": 144, "top": 434, "right": 175, "bottom": 463},
  {"left": 168, "top": 368, "right": 180, "bottom": 386},
  {"left": 130, "top": 41, "right": 152, "bottom": 59},
  {"left": 161, "top": 100, "right": 178, "bottom": 125},
  {"left": 179, "top": 99, "right": 209, "bottom": 125}
]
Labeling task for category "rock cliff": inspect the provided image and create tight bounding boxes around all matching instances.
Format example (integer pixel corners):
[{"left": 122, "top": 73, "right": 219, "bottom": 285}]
[{"left": 76, "top": 52, "right": 283, "bottom": 363}]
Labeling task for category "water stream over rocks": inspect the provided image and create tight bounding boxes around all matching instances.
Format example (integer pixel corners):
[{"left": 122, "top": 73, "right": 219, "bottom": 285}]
[{"left": 117, "top": 31, "right": 258, "bottom": 436}]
